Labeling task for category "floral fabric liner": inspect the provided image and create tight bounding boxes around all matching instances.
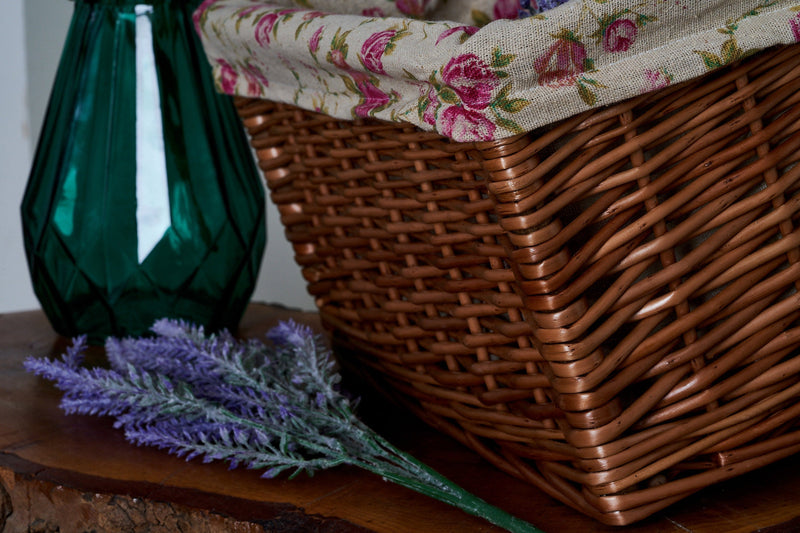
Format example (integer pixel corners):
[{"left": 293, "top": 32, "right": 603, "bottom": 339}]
[{"left": 195, "top": 0, "right": 800, "bottom": 142}]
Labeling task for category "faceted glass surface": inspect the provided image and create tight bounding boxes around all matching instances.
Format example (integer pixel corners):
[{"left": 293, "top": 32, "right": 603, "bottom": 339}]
[{"left": 22, "top": 0, "right": 266, "bottom": 342}]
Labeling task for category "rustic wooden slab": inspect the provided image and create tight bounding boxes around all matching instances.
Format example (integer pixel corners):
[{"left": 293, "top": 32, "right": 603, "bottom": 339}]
[{"left": 1, "top": 304, "right": 799, "bottom": 532}]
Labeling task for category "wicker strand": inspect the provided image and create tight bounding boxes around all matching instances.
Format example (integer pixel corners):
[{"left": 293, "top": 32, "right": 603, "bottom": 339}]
[{"left": 236, "top": 43, "right": 800, "bottom": 525}]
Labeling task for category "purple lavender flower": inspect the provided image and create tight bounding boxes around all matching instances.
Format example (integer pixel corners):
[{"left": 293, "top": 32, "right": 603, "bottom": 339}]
[
  {"left": 518, "top": 0, "right": 571, "bottom": 17},
  {"left": 150, "top": 317, "right": 204, "bottom": 339},
  {"left": 266, "top": 319, "right": 314, "bottom": 348},
  {"left": 24, "top": 319, "right": 541, "bottom": 533}
]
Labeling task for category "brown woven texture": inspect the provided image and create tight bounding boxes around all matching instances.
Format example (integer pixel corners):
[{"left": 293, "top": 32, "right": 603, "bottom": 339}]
[{"left": 236, "top": 43, "right": 800, "bottom": 526}]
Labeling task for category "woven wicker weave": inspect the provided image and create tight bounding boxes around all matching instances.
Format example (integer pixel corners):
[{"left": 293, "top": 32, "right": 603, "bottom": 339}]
[{"left": 235, "top": 43, "right": 800, "bottom": 525}]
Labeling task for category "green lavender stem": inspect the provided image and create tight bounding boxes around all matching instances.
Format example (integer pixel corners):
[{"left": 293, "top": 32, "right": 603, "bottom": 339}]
[
  {"left": 354, "top": 432, "right": 542, "bottom": 533},
  {"left": 210, "top": 399, "right": 541, "bottom": 532}
]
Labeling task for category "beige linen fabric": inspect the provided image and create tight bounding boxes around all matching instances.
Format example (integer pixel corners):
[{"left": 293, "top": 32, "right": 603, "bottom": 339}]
[{"left": 195, "top": 0, "right": 800, "bottom": 141}]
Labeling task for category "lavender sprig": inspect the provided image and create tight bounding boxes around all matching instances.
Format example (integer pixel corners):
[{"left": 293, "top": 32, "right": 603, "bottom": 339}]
[
  {"left": 518, "top": 0, "right": 572, "bottom": 18},
  {"left": 25, "top": 319, "right": 541, "bottom": 533}
]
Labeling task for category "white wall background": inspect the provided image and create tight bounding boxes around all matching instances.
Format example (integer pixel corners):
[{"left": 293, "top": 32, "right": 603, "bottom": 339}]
[
  {"left": 0, "top": 0, "right": 314, "bottom": 314},
  {"left": 0, "top": 0, "right": 38, "bottom": 313}
]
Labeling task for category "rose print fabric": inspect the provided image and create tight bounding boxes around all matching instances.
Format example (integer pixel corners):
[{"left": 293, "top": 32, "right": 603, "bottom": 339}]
[{"left": 195, "top": 0, "right": 800, "bottom": 142}]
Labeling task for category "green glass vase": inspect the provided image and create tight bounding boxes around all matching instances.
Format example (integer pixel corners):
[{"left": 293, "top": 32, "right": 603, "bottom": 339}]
[{"left": 21, "top": 0, "right": 266, "bottom": 342}]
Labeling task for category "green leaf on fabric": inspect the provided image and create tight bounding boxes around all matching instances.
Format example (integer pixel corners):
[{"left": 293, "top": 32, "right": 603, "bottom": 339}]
[
  {"left": 471, "top": 9, "right": 492, "bottom": 28},
  {"left": 722, "top": 39, "right": 745, "bottom": 63},
  {"left": 492, "top": 48, "right": 516, "bottom": 69},
  {"left": 495, "top": 83, "right": 512, "bottom": 102},
  {"left": 402, "top": 69, "right": 419, "bottom": 81},
  {"left": 636, "top": 13, "right": 657, "bottom": 26},
  {"left": 438, "top": 87, "right": 460, "bottom": 105},
  {"left": 495, "top": 115, "right": 525, "bottom": 134},
  {"left": 341, "top": 75, "right": 358, "bottom": 94},
  {"left": 580, "top": 77, "right": 606, "bottom": 88},
  {"left": 500, "top": 98, "right": 530, "bottom": 113},
  {"left": 577, "top": 83, "right": 597, "bottom": 106},
  {"left": 695, "top": 50, "right": 724, "bottom": 70}
]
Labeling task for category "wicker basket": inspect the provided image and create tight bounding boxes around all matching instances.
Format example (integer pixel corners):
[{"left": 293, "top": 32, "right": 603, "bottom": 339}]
[{"left": 235, "top": 43, "right": 800, "bottom": 526}]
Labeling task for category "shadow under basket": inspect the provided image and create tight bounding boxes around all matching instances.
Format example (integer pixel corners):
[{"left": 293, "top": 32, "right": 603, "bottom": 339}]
[{"left": 236, "top": 43, "right": 800, "bottom": 526}]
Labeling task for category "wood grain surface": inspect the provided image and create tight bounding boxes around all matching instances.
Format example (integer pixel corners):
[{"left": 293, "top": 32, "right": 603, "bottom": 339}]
[{"left": 1, "top": 304, "right": 799, "bottom": 532}]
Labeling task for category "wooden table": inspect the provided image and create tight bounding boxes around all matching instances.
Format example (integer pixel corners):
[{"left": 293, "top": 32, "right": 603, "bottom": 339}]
[{"left": 1, "top": 304, "right": 799, "bottom": 532}]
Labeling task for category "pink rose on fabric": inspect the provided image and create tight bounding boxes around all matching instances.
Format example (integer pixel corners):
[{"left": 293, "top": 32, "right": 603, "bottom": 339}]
[
  {"left": 441, "top": 54, "right": 498, "bottom": 110},
  {"left": 354, "top": 81, "right": 392, "bottom": 117},
  {"left": 396, "top": 0, "right": 429, "bottom": 17},
  {"left": 644, "top": 68, "right": 671, "bottom": 92},
  {"left": 192, "top": 0, "right": 220, "bottom": 36},
  {"left": 237, "top": 6, "right": 260, "bottom": 18},
  {"left": 791, "top": 13, "right": 800, "bottom": 42},
  {"left": 216, "top": 59, "right": 238, "bottom": 94},
  {"left": 362, "top": 7, "right": 386, "bottom": 17},
  {"left": 603, "top": 19, "right": 638, "bottom": 53},
  {"left": 351, "top": 71, "right": 370, "bottom": 84},
  {"left": 440, "top": 107, "right": 496, "bottom": 142},
  {"left": 244, "top": 75, "right": 261, "bottom": 96},
  {"left": 309, "top": 26, "right": 324, "bottom": 53},
  {"left": 243, "top": 63, "right": 269, "bottom": 96},
  {"left": 302, "top": 11, "right": 325, "bottom": 21},
  {"left": 255, "top": 13, "right": 280, "bottom": 47},
  {"left": 534, "top": 33, "right": 588, "bottom": 87},
  {"left": 360, "top": 30, "right": 396, "bottom": 75},
  {"left": 419, "top": 84, "right": 439, "bottom": 126},
  {"left": 493, "top": 0, "right": 520, "bottom": 20},
  {"left": 435, "top": 25, "right": 479, "bottom": 45},
  {"left": 254, "top": 9, "right": 299, "bottom": 47},
  {"left": 329, "top": 48, "right": 349, "bottom": 69}
]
